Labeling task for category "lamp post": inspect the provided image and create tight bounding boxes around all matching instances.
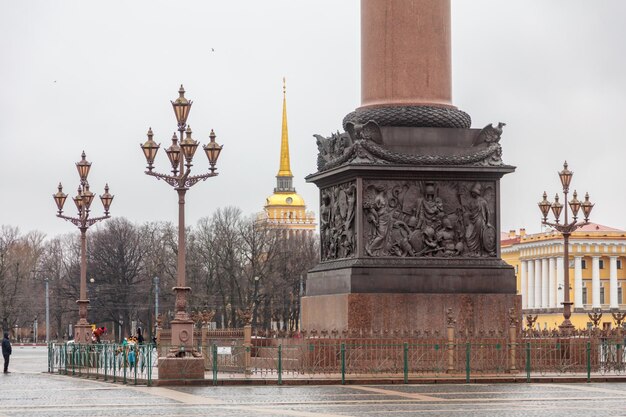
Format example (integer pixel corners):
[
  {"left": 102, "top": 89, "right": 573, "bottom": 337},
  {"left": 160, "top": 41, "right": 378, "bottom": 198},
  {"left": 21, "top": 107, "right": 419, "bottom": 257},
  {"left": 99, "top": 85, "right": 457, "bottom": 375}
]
[
  {"left": 141, "top": 85, "right": 222, "bottom": 354},
  {"left": 153, "top": 276, "right": 159, "bottom": 337},
  {"left": 44, "top": 277, "right": 49, "bottom": 344},
  {"left": 32, "top": 269, "right": 50, "bottom": 344},
  {"left": 53, "top": 152, "right": 113, "bottom": 343},
  {"left": 537, "top": 161, "right": 594, "bottom": 332},
  {"left": 252, "top": 276, "right": 260, "bottom": 330}
]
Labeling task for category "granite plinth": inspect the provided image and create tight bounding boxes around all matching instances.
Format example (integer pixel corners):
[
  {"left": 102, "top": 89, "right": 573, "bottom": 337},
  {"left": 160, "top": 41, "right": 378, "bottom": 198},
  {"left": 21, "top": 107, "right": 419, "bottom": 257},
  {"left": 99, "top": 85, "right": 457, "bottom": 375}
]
[
  {"left": 73, "top": 324, "right": 93, "bottom": 344},
  {"left": 158, "top": 356, "right": 205, "bottom": 381},
  {"left": 301, "top": 292, "right": 521, "bottom": 335},
  {"left": 307, "top": 259, "right": 516, "bottom": 295},
  {"left": 170, "top": 319, "right": 195, "bottom": 348}
]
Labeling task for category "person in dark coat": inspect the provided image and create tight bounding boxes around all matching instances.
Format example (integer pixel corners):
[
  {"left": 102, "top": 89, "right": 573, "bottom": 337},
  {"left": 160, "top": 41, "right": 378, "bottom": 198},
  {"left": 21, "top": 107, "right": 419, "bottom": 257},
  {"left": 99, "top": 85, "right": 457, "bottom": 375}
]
[{"left": 2, "top": 332, "right": 11, "bottom": 373}]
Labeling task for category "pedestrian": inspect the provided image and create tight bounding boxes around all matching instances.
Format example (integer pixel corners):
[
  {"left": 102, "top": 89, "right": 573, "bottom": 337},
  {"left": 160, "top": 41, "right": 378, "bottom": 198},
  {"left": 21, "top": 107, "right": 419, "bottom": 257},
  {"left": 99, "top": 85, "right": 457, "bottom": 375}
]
[
  {"left": 92, "top": 326, "right": 106, "bottom": 344},
  {"left": 128, "top": 348, "right": 136, "bottom": 371},
  {"left": 2, "top": 332, "right": 11, "bottom": 374},
  {"left": 136, "top": 327, "right": 144, "bottom": 345}
]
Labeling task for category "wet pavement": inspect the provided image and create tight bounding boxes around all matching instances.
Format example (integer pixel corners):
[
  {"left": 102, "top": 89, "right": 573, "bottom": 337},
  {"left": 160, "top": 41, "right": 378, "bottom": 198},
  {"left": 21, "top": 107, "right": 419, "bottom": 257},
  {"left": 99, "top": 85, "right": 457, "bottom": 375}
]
[{"left": 3, "top": 346, "right": 626, "bottom": 416}]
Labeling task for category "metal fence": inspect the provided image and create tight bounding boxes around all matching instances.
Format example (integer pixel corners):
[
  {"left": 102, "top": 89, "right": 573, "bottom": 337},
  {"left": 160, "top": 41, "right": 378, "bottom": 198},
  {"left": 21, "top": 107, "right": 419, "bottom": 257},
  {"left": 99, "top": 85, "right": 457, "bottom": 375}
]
[
  {"left": 48, "top": 342, "right": 155, "bottom": 385},
  {"left": 198, "top": 336, "right": 626, "bottom": 384},
  {"left": 48, "top": 334, "right": 626, "bottom": 385}
]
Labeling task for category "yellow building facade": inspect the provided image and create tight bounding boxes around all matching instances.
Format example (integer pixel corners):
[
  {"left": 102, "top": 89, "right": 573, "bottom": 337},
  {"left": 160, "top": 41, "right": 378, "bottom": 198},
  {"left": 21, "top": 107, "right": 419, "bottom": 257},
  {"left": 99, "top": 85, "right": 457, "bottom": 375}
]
[
  {"left": 502, "top": 223, "right": 626, "bottom": 330},
  {"left": 258, "top": 79, "right": 316, "bottom": 237}
]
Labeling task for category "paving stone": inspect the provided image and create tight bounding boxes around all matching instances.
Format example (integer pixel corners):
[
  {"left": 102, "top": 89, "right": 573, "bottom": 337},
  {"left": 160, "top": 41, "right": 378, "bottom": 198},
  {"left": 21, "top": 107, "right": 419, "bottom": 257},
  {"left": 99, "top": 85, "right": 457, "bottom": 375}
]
[{"left": 4, "top": 347, "right": 626, "bottom": 417}]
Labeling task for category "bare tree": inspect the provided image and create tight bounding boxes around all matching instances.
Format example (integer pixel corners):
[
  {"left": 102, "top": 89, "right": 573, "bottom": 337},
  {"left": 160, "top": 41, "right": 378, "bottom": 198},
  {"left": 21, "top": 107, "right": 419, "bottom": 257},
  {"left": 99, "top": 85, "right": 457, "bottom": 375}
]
[
  {"left": 0, "top": 226, "right": 21, "bottom": 332},
  {"left": 0, "top": 226, "right": 46, "bottom": 337},
  {"left": 38, "top": 235, "right": 77, "bottom": 340},
  {"left": 261, "top": 232, "right": 318, "bottom": 331},
  {"left": 87, "top": 218, "right": 148, "bottom": 341},
  {"left": 139, "top": 221, "right": 177, "bottom": 337}
]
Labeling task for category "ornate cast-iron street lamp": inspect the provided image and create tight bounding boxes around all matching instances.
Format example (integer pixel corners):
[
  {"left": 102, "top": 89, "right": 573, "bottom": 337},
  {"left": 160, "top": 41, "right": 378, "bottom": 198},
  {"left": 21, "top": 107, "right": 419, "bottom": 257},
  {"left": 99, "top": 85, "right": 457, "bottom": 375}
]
[
  {"left": 141, "top": 85, "right": 222, "bottom": 354},
  {"left": 537, "top": 161, "right": 593, "bottom": 332},
  {"left": 54, "top": 152, "right": 113, "bottom": 343}
]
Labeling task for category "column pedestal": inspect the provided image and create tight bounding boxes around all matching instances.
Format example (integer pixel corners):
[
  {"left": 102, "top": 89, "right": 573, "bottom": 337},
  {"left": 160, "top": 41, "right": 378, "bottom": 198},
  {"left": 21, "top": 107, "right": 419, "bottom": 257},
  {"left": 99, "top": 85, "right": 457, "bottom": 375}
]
[
  {"left": 158, "top": 287, "right": 204, "bottom": 381},
  {"left": 303, "top": 0, "right": 519, "bottom": 337},
  {"left": 74, "top": 300, "right": 92, "bottom": 344},
  {"left": 302, "top": 292, "right": 520, "bottom": 336}
]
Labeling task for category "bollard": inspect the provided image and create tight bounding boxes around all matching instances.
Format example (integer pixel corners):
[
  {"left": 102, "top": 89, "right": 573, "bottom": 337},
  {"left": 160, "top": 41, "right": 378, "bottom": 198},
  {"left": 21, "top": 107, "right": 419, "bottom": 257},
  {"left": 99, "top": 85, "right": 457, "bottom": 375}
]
[
  {"left": 403, "top": 342, "right": 409, "bottom": 384},
  {"left": 244, "top": 324, "right": 252, "bottom": 376},
  {"left": 278, "top": 344, "right": 283, "bottom": 385},
  {"left": 586, "top": 341, "right": 591, "bottom": 382},
  {"left": 147, "top": 345, "right": 152, "bottom": 387},
  {"left": 525, "top": 342, "right": 531, "bottom": 383},
  {"left": 72, "top": 345, "right": 76, "bottom": 376},
  {"left": 341, "top": 343, "right": 346, "bottom": 385},
  {"left": 212, "top": 343, "right": 218, "bottom": 386},
  {"left": 134, "top": 348, "right": 138, "bottom": 385},
  {"left": 123, "top": 346, "right": 127, "bottom": 385},
  {"left": 465, "top": 342, "right": 470, "bottom": 383},
  {"left": 446, "top": 310, "right": 456, "bottom": 373},
  {"left": 509, "top": 315, "right": 518, "bottom": 373},
  {"left": 113, "top": 345, "right": 117, "bottom": 383}
]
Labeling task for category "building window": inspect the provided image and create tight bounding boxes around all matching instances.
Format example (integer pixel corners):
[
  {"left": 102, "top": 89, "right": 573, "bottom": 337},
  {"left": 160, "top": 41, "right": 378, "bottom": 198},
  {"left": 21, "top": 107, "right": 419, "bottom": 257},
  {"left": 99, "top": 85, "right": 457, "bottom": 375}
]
[
  {"left": 599, "top": 259, "right": 605, "bottom": 269},
  {"left": 619, "top": 287, "right": 623, "bottom": 305},
  {"left": 618, "top": 260, "right": 623, "bottom": 270},
  {"left": 600, "top": 287, "right": 605, "bottom": 305},
  {"left": 581, "top": 259, "right": 587, "bottom": 269},
  {"left": 582, "top": 287, "right": 588, "bottom": 304}
]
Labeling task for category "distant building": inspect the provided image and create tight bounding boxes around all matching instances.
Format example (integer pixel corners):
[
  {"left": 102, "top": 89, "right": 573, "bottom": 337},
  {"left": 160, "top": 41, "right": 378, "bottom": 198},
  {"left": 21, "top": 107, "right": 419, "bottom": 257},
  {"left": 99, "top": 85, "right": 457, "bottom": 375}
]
[
  {"left": 258, "top": 79, "right": 315, "bottom": 238},
  {"left": 502, "top": 223, "right": 626, "bottom": 330}
]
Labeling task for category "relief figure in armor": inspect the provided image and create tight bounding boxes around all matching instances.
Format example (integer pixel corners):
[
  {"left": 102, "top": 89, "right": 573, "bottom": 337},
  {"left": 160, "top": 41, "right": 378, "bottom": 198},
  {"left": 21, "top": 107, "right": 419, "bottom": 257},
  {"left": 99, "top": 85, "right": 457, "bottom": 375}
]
[{"left": 417, "top": 183, "right": 444, "bottom": 231}]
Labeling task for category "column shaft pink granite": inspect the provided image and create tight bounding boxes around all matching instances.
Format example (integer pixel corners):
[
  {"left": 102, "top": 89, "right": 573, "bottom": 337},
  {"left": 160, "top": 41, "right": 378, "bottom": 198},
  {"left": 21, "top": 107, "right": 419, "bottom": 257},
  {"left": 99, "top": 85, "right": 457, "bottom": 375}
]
[{"left": 361, "top": 0, "right": 453, "bottom": 108}]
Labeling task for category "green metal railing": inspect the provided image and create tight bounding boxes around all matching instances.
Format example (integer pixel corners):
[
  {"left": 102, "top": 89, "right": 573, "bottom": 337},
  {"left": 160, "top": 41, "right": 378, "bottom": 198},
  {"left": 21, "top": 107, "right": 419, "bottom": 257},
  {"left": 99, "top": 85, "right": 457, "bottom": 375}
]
[
  {"left": 48, "top": 337, "right": 626, "bottom": 385},
  {"left": 49, "top": 342, "right": 154, "bottom": 386},
  {"left": 203, "top": 337, "right": 626, "bottom": 383}
]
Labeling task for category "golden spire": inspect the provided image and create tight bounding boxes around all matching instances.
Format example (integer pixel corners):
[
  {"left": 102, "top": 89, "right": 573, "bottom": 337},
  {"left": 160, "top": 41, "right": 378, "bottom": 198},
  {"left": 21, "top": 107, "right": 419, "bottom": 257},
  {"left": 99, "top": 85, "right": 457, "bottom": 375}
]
[{"left": 277, "top": 77, "right": 292, "bottom": 177}]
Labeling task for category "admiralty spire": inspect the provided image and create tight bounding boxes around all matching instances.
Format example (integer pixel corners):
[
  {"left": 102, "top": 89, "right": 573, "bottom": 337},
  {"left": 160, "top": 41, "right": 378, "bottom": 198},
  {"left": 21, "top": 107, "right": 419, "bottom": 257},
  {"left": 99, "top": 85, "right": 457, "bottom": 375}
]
[{"left": 261, "top": 78, "right": 315, "bottom": 237}]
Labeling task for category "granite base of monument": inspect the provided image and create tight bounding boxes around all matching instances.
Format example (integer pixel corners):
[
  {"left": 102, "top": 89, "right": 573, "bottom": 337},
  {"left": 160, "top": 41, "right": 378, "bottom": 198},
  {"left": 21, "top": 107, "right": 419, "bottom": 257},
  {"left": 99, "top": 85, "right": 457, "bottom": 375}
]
[
  {"left": 158, "top": 357, "right": 205, "bottom": 381},
  {"left": 302, "top": 292, "right": 521, "bottom": 336}
]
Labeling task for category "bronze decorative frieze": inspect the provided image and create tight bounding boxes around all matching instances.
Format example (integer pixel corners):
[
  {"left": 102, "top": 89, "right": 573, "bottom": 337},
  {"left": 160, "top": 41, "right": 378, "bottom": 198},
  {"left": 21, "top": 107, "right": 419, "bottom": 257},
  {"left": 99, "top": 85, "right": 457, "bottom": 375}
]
[
  {"left": 363, "top": 180, "right": 497, "bottom": 258},
  {"left": 314, "top": 122, "right": 505, "bottom": 172},
  {"left": 320, "top": 181, "right": 357, "bottom": 261}
]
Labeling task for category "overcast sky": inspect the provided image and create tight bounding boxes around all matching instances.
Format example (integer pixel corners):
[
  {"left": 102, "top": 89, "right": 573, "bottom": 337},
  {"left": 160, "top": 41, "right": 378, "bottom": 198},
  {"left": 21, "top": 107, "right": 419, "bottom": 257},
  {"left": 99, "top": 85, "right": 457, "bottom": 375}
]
[{"left": 1, "top": 1, "right": 625, "bottom": 239}]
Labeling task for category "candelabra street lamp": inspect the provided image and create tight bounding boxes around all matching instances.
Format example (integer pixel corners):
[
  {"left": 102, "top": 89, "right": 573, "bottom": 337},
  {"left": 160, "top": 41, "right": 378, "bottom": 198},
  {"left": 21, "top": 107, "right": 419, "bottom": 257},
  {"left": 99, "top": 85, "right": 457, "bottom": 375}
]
[
  {"left": 54, "top": 152, "right": 113, "bottom": 343},
  {"left": 537, "top": 161, "right": 594, "bottom": 332},
  {"left": 141, "top": 85, "right": 222, "bottom": 355}
]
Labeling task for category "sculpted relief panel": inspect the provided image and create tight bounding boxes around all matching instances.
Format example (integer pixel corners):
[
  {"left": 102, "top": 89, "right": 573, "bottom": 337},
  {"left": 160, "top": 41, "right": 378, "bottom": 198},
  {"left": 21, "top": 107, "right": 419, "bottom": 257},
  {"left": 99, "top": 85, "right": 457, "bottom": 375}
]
[
  {"left": 320, "top": 181, "right": 357, "bottom": 261},
  {"left": 363, "top": 180, "right": 497, "bottom": 258}
]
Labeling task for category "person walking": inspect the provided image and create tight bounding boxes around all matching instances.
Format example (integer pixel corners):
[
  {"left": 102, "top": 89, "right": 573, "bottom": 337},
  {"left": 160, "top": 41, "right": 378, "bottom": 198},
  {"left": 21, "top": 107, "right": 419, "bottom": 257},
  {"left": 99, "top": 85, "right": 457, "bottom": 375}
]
[{"left": 2, "top": 332, "right": 11, "bottom": 374}]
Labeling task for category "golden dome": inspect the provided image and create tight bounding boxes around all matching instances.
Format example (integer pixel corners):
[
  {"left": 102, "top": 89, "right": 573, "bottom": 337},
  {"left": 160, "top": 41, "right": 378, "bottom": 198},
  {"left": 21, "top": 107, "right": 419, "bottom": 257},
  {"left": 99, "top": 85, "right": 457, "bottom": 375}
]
[{"left": 265, "top": 192, "right": 306, "bottom": 208}]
